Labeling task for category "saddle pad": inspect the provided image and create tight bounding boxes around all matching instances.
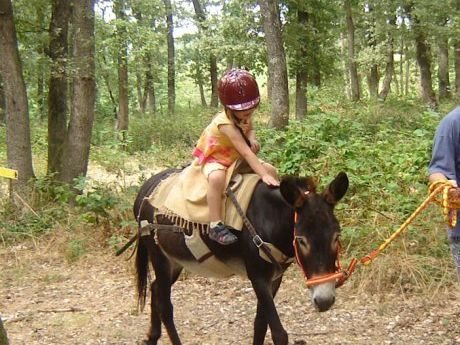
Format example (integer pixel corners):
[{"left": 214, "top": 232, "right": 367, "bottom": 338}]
[{"left": 148, "top": 159, "right": 261, "bottom": 231}]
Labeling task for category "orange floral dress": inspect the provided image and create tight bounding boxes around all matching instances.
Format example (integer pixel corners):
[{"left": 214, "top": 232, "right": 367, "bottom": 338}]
[{"left": 193, "top": 112, "right": 251, "bottom": 167}]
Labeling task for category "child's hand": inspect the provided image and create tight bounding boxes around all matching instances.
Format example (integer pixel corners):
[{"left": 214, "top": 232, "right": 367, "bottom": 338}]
[
  {"left": 249, "top": 139, "right": 260, "bottom": 154},
  {"left": 261, "top": 174, "right": 280, "bottom": 187}
]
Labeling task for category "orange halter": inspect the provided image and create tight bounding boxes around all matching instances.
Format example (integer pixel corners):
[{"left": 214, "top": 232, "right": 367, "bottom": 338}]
[{"left": 292, "top": 210, "right": 357, "bottom": 288}]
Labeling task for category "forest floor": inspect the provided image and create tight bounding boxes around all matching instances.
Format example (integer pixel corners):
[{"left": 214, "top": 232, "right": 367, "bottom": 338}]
[
  {"left": 1, "top": 239, "right": 460, "bottom": 345},
  {"left": 2, "top": 164, "right": 460, "bottom": 345}
]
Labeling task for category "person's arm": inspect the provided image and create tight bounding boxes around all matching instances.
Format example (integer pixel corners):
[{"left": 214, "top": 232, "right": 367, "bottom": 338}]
[
  {"left": 428, "top": 121, "right": 458, "bottom": 187},
  {"left": 246, "top": 123, "right": 260, "bottom": 154},
  {"left": 220, "top": 124, "right": 279, "bottom": 186}
]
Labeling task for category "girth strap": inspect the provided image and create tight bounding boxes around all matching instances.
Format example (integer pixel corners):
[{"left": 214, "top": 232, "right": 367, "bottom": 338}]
[{"left": 226, "top": 187, "right": 284, "bottom": 278}]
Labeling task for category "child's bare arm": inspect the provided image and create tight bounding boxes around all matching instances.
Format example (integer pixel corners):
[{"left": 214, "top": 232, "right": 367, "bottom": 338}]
[{"left": 220, "top": 124, "right": 279, "bottom": 186}]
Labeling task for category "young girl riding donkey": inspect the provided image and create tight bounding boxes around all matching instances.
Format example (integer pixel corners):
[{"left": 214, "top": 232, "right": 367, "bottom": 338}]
[{"left": 193, "top": 69, "right": 279, "bottom": 245}]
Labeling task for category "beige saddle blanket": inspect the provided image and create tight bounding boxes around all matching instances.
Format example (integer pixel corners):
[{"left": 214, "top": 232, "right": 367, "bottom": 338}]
[
  {"left": 146, "top": 160, "right": 293, "bottom": 277},
  {"left": 148, "top": 159, "right": 259, "bottom": 232}
]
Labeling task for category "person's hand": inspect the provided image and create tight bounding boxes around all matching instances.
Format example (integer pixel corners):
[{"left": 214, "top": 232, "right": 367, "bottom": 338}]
[
  {"left": 261, "top": 174, "right": 279, "bottom": 187},
  {"left": 448, "top": 187, "right": 460, "bottom": 200},
  {"left": 249, "top": 139, "right": 260, "bottom": 154}
]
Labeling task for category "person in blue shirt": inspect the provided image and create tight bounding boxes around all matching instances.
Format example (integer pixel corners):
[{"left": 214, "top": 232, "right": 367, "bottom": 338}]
[{"left": 428, "top": 106, "right": 460, "bottom": 279}]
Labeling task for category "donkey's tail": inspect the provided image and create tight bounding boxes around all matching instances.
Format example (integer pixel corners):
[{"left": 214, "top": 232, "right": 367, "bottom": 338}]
[{"left": 135, "top": 232, "right": 150, "bottom": 312}]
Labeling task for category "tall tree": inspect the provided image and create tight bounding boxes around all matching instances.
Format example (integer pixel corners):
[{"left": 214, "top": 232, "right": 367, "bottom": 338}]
[
  {"left": 344, "top": 0, "right": 360, "bottom": 101},
  {"left": 163, "top": 0, "right": 175, "bottom": 114},
  {"left": 47, "top": 0, "right": 72, "bottom": 176},
  {"left": 0, "top": 317, "right": 8, "bottom": 345},
  {"left": 0, "top": 0, "right": 35, "bottom": 190},
  {"left": 455, "top": 0, "right": 460, "bottom": 99},
  {"left": 191, "top": 0, "right": 218, "bottom": 107},
  {"left": 294, "top": 9, "right": 308, "bottom": 120},
  {"left": 379, "top": 13, "right": 396, "bottom": 100},
  {"left": 114, "top": 0, "right": 129, "bottom": 137},
  {"left": 259, "top": 0, "right": 289, "bottom": 129},
  {"left": 364, "top": 3, "right": 379, "bottom": 99},
  {"left": 59, "top": 0, "right": 96, "bottom": 184},
  {"left": 0, "top": 76, "right": 5, "bottom": 124},
  {"left": 437, "top": 37, "right": 450, "bottom": 100},
  {"left": 405, "top": 4, "right": 437, "bottom": 108}
]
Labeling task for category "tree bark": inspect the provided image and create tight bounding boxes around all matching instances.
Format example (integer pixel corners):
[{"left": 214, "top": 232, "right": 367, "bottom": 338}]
[
  {"left": 379, "top": 24, "right": 395, "bottom": 101},
  {"left": 191, "top": 0, "right": 218, "bottom": 108},
  {"left": 455, "top": 41, "right": 460, "bottom": 100},
  {"left": 47, "top": 0, "right": 71, "bottom": 176},
  {"left": 114, "top": 0, "right": 129, "bottom": 136},
  {"left": 144, "top": 54, "right": 156, "bottom": 115},
  {"left": 163, "top": 0, "right": 175, "bottom": 114},
  {"left": 405, "top": 4, "right": 437, "bottom": 108},
  {"left": 295, "top": 9, "right": 308, "bottom": 120},
  {"left": 0, "top": 76, "right": 5, "bottom": 124},
  {"left": 437, "top": 38, "right": 450, "bottom": 100},
  {"left": 0, "top": 317, "right": 8, "bottom": 345},
  {"left": 0, "top": 0, "right": 35, "bottom": 190},
  {"left": 455, "top": 0, "right": 460, "bottom": 100},
  {"left": 365, "top": 4, "right": 379, "bottom": 99},
  {"left": 414, "top": 31, "right": 437, "bottom": 108},
  {"left": 59, "top": 0, "right": 95, "bottom": 184},
  {"left": 344, "top": 0, "right": 360, "bottom": 101},
  {"left": 259, "top": 0, "right": 289, "bottom": 129},
  {"left": 210, "top": 55, "right": 218, "bottom": 108}
]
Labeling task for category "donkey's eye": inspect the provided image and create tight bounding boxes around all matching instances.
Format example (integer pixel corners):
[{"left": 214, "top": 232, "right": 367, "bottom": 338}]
[{"left": 296, "top": 236, "right": 311, "bottom": 255}]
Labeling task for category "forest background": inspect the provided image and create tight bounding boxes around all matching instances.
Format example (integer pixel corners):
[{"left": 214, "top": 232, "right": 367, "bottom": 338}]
[{"left": 1, "top": 0, "right": 460, "bottom": 301}]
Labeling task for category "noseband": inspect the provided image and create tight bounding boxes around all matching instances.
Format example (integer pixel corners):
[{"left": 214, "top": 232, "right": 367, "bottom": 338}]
[{"left": 292, "top": 205, "right": 357, "bottom": 288}]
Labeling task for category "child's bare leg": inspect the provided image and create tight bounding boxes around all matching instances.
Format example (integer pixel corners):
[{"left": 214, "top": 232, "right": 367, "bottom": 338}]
[
  {"left": 207, "top": 169, "right": 226, "bottom": 222},
  {"left": 207, "top": 169, "right": 237, "bottom": 245}
]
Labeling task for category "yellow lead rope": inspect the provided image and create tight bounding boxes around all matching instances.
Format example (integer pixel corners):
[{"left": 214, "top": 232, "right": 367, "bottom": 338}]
[{"left": 361, "top": 181, "right": 458, "bottom": 265}]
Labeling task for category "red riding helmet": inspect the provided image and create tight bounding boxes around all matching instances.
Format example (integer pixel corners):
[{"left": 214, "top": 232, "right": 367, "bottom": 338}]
[{"left": 218, "top": 69, "right": 260, "bottom": 111}]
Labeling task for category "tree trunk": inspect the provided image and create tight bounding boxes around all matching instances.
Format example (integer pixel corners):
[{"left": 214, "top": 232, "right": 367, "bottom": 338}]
[
  {"left": 136, "top": 67, "right": 145, "bottom": 113},
  {"left": 210, "top": 55, "right": 218, "bottom": 108},
  {"left": 456, "top": 41, "right": 460, "bottom": 100},
  {"left": 59, "top": 0, "right": 95, "bottom": 184},
  {"left": 455, "top": 0, "right": 460, "bottom": 100},
  {"left": 344, "top": 0, "right": 360, "bottom": 101},
  {"left": 437, "top": 38, "right": 450, "bottom": 100},
  {"left": 259, "top": 0, "right": 289, "bottom": 129},
  {"left": 379, "top": 34, "right": 395, "bottom": 101},
  {"left": 295, "top": 9, "right": 308, "bottom": 120},
  {"left": 414, "top": 31, "right": 437, "bottom": 108},
  {"left": 114, "top": 0, "right": 129, "bottom": 136},
  {"left": 367, "top": 66, "right": 379, "bottom": 99},
  {"left": 47, "top": 0, "right": 71, "bottom": 176},
  {"left": 0, "top": 317, "right": 9, "bottom": 345},
  {"left": 191, "top": 0, "right": 218, "bottom": 108},
  {"left": 0, "top": 76, "right": 5, "bottom": 124},
  {"left": 144, "top": 54, "right": 156, "bottom": 115},
  {"left": 163, "top": 0, "right": 175, "bottom": 114},
  {"left": 0, "top": 0, "right": 35, "bottom": 190},
  {"left": 365, "top": 4, "right": 379, "bottom": 99},
  {"left": 198, "top": 79, "right": 207, "bottom": 107}
]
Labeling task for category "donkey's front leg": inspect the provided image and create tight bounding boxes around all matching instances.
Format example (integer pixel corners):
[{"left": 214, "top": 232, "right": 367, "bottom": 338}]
[{"left": 250, "top": 277, "right": 288, "bottom": 345}]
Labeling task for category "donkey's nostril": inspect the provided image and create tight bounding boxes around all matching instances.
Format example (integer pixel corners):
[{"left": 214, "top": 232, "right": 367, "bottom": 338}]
[{"left": 314, "top": 295, "right": 335, "bottom": 312}]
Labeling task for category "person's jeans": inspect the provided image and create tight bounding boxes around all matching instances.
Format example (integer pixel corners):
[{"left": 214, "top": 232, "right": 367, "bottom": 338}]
[{"left": 449, "top": 237, "right": 460, "bottom": 280}]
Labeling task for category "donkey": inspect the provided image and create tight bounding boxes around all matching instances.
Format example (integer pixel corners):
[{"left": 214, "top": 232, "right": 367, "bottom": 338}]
[{"left": 134, "top": 169, "right": 349, "bottom": 345}]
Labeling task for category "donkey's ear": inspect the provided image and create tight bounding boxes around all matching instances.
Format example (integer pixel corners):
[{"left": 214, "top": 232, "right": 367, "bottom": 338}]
[
  {"left": 280, "top": 176, "right": 314, "bottom": 208},
  {"left": 323, "top": 172, "right": 348, "bottom": 206}
]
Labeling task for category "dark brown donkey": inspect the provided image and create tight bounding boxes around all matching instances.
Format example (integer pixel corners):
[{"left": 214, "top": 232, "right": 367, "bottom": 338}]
[{"left": 134, "top": 169, "right": 349, "bottom": 345}]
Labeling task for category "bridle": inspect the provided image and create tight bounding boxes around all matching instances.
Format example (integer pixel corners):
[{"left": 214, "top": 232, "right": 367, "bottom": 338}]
[{"left": 292, "top": 200, "right": 357, "bottom": 288}]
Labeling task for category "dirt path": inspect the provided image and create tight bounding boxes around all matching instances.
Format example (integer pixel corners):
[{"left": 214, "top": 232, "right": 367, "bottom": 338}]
[{"left": 1, "top": 237, "right": 460, "bottom": 345}]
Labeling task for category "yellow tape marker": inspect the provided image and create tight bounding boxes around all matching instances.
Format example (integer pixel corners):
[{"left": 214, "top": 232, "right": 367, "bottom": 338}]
[{"left": 0, "top": 167, "right": 18, "bottom": 180}]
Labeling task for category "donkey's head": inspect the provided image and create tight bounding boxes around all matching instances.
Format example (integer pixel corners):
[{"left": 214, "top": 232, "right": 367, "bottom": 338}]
[{"left": 280, "top": 172, "right": 349, "bottom": 312}]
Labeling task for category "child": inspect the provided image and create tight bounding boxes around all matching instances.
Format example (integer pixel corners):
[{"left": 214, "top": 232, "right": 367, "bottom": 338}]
[{"left": 192, "top": 69, "right": 279, "bottom": 245}]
